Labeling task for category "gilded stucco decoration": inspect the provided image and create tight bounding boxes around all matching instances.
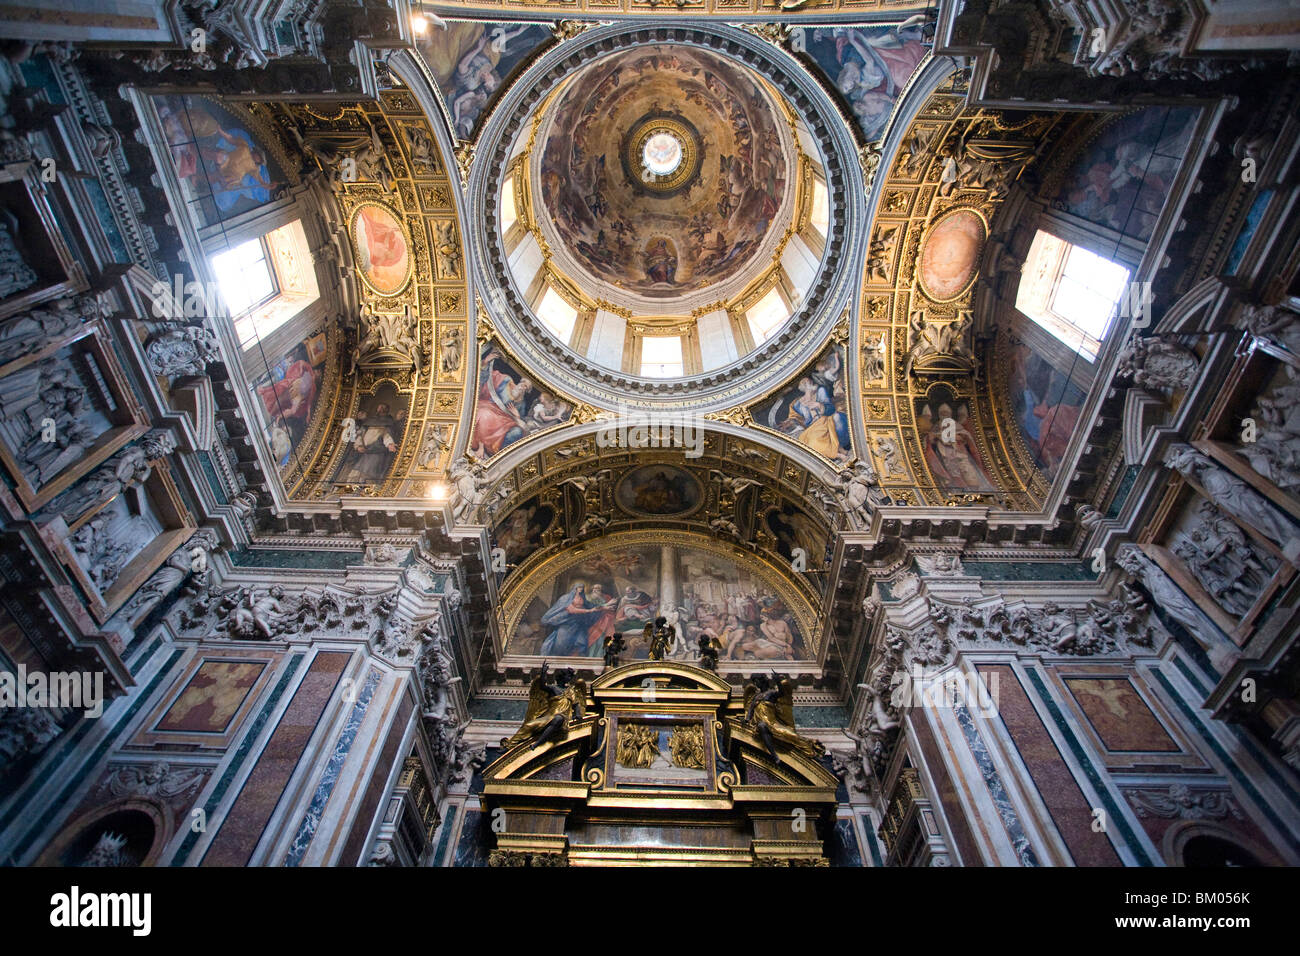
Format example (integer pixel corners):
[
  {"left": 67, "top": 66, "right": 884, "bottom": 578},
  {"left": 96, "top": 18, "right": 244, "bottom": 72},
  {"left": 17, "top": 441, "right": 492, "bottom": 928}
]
[
  {"left": 258, "top": 93, "right": 470, "bottom": 500},
  {"left": 853, "top": 79, "right": 1073, "bottom": 509}
]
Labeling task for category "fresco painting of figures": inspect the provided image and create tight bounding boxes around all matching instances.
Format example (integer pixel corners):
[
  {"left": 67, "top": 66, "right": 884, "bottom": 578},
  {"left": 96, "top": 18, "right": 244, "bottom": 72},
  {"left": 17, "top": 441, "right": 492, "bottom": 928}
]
[
  {"left": 470, "top": 344, "right": 573, "bottom": 458},
  {"left": 154, "top": 95, "right": 285, "bottom": 227},
  {"left": 789, "top": 25, "right": 929, "bottom": 143},
  {"left": 537, "top": 45, "right": 788, "bottom": 298},
  {"left": 915, "top": 383, "right": 998, "bottom": 493},
  {"left": 416, "top": 21, "right": 553, "bottom": 140},
  {"left": 330, "top": 383, "right": 408, "bottom": 488},
  {"left": 1058, "top": 106, "right": 1197, "bottom": 242},
  {"left": 1008, "top": 342, "right": 1086, "bottom": 481},
  {"left": 253, "top": 335, "right": 325, "bottom": 471},
  {"left": 755, "top": 345, "right": 853, "bottom": 463},
  {"left": 506, "top": 539, "right": 814, "bottom": 663}
]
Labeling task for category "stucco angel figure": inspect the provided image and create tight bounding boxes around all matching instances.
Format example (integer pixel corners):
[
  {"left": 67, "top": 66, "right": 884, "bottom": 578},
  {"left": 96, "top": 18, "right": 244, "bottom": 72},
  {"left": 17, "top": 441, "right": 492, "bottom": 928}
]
[
  {"left": 838, "top": 459, "right": 889, "bottom": 523},
  {"left": 449, "top": 456, "right": 505, "bottom": 522},
  {"left": 229, "top": 586, "right": 286, "bottom": 640},
  {"left": 743, "top": 672, "right": 826, "bottom": 764},
  {"left": 502, "top": 663, "right": 588, "bottom": 750}
]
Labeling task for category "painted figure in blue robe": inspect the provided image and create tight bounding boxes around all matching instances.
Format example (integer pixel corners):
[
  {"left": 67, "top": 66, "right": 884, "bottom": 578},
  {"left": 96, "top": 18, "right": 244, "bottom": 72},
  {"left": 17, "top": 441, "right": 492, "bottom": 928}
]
[{"left": 539, "top": 582, "right": 616, "bottom": 656}]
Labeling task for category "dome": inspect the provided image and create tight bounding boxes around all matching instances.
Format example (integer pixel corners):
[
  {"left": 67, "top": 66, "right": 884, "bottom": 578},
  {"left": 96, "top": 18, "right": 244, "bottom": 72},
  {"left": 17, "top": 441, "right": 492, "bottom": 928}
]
[
  {"left": 476, "top": 26, "right": 857, "bottom": 406},
  {"left": 534, "top": 45, "right": 795, "bottom": 305}
]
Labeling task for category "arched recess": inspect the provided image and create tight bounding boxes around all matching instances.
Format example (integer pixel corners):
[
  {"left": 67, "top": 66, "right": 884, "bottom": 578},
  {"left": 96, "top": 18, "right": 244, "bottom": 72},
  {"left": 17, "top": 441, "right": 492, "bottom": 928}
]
[
  {"left": 459, "top": 418, "right": 888, "bottom": 682},
  {"left": 1163, "top": 819, "right": 1283, "bottom": 867},
  {"left": 36, "top": 799, "right": 170, "bottom": 867},
  {"left": 456, "top": 415, "right": 872, "bottom": 533},
  {"left": 242, "top": 54, "right": 476, "bottom": 501}
]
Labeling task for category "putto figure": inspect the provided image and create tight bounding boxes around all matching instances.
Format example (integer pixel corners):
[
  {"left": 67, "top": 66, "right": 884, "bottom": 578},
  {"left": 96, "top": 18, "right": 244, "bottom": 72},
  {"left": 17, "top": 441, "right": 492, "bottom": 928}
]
[
  {"left": 743, "top": 672, "right": 825, "bottom": 764},
  {"left": 503, "top": 663, "right": 588, "bottom": 751}
]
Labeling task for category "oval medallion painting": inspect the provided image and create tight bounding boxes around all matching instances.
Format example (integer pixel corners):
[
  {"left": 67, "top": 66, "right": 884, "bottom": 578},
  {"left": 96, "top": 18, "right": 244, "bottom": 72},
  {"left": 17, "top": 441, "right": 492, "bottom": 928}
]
[
  {"left": 918, "top": 208, "right": 986, "bottom": 303},
  {"left": 350, "top": 202, "right": 411, "bottom": 296},
  {"left": 615, "top": 464, "right": 702, "bottom": 517}
]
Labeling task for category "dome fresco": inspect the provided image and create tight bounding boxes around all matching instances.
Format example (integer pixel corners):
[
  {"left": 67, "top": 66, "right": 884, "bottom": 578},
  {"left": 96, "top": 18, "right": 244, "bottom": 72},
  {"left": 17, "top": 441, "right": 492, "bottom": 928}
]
[{"left": 534, "top": 45, "right": 794, "bottom": 301}]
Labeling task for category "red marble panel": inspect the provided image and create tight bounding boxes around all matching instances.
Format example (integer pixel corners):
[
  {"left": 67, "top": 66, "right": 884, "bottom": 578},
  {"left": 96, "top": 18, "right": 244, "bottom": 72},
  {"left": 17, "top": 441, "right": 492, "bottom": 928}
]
[
  {"left": 157, "top": 661, "right": 265, "bottom": 734},
  {"left": 1064, "top": 677, "right": 1179, "bottom": 753},
  {"left": 910, "top": 710, "right": 984, "bottom": 866},
  {"left": 980, "top": 665, "right": 1121, "bottom": 866},
  {"left": 202, "top": 651, "right": 350, "bottom": 866}
]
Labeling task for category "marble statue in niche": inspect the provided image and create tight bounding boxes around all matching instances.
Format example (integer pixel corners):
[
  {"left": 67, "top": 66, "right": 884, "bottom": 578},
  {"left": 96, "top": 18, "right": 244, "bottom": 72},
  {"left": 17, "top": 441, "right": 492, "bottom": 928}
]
[
  {"left": 112, "top": 529, "right": 219, "bottom": 628},
  {"left": 70, "top": 493, "right": 160, "bottom": 594},
  {"left": 439, "top": 325, "right": 463, "bottom": 375},
  {"left": 0, "top": 216, "right": 38, "bottom": 300},
  {"left": 1164, "top": 443, "right": 1297, "bottom": 547},
  {"left": 39, "top": 444, "right": 151, "bottom": 523},
  {"left": 0, "top": 294, "right": 108, "bottom": 365},
  {"left": 1238, "top": 366, "right": 1300, "bottom": 493},
  {"left": 1170, "top": 498, "right": 1275, "bottom": 618},
  {"left": 0, "top": 357, "right": 105, "bottom": 487}
]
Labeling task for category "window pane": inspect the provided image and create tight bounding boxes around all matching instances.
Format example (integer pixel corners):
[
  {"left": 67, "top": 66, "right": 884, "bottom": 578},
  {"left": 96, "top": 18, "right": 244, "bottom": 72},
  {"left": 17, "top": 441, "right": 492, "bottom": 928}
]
[
  {"left": 1018, "top": 230, "right": 1128, "bottom": 362},
  {"left": 746, "top": 288, "right": 788, "bottom": 343},
  {"left": 640, "top": 335, "right": 683, "bottom": 377},
  {"left": 536, "top": 287, "right": 578, "bottom": 343},
  {"left": 210, "top": 238, "right": 274, "bottom": 316}
]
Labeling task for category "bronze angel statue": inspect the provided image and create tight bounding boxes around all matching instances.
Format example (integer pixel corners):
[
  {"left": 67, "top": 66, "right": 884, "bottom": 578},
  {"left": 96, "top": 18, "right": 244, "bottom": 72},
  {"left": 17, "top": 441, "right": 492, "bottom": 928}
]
[
  {"left": 743, "top": 672, "right": 826, "bottom": 764},
  {"left": 644, "top": 616, "right": 674, "bottom": 661},
  {"left": 697, "top": 633, "right": 721, "bottom": 671},
  {"left": 502, "top": 663, "right": 588, "bottom": 751}
]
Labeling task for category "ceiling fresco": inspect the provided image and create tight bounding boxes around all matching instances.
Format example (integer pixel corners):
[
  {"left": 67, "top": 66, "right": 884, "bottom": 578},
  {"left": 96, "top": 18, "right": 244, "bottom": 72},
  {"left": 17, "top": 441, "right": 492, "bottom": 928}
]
[
  {"left": 166, "top": 21, "right": 1201, "bottom": 553},
  {"left": 789, "top": 25, "right": 929, "bottom": 143},
  {"left": 414, "top": 20, "right": 555, "bottom": 141},
  {"left": 536, "top": 44, "right": 795, "bottom": 300},
  {"left": 250, "top": 88, "right": 471, "bottom": 501}
]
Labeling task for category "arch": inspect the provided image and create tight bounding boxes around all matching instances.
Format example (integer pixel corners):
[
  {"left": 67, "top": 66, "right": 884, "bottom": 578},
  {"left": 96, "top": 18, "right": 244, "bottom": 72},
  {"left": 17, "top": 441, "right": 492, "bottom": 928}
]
[
  {"left": 36, "top": 798, "right": 170, "bottom": 867},
  {"left": 1163, "top": 819, "right": 1279, "bottom": 867}
]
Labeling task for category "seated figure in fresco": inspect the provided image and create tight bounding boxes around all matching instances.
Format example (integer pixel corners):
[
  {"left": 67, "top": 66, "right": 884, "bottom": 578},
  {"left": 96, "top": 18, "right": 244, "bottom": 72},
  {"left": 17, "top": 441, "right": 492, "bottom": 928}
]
[
  {"left": 921, "top": 403, "right": 997, "bottom": 492},
  {"left": 642, "top": 238, "right": 677, "bottom": 285},
  {"left": 473, "top": 350, "right": 534, "bottom": 456},
  {"left": 615, "top": 585, "right": 655, "bottom": 638},
  {"left": 539, "top": 581, "right": 617, "bottom": 657},
  {"left": 779, "top": 377, "right": 847, "bottom": 461},
  {"left": 334, "top": 403, "right": 401, "bottom": 485}
]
